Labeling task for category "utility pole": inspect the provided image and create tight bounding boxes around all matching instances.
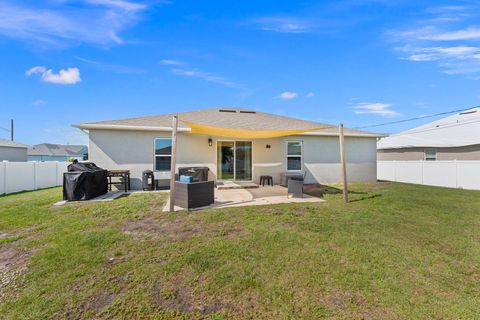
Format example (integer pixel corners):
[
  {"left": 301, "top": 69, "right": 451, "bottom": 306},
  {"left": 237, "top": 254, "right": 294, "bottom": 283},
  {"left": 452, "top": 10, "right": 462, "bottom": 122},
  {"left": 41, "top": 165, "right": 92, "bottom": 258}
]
[
  {"left": 169, "top": 114, "right": 178, "bottom": 212},
  {"left": 339, "top": 123, "right": 348, "bottom": 203},
  {"left": 10, "top": 119, "right": 13, "bottom": 141}
]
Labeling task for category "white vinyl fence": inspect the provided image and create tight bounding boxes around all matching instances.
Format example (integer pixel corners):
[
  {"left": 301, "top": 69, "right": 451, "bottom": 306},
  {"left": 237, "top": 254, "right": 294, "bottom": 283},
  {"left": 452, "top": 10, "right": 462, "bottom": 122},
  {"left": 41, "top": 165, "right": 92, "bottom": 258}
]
[
  {"left": 0, "top": 161, "right": 68, "bottom": 195},
  {"left": 378, "top": 161, "right": 480, "bottom": 190}
]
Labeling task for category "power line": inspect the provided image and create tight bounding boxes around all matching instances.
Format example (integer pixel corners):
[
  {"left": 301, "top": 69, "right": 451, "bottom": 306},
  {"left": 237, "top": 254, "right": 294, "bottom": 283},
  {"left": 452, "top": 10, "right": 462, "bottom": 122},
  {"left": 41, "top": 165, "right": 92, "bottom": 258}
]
[
  {"left": 353, "top": 106, "right": 477, "bottom": 130},
  {"left": 0, "top": 126, "right": 10, "bottom": 132}
]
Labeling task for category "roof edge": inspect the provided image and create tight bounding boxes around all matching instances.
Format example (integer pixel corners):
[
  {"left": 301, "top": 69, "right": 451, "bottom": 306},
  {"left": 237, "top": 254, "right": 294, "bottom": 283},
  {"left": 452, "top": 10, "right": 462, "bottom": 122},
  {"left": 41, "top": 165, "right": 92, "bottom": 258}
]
[
  {"left": 74, "top": 123, "right": 383, "bottom": 137},
  {"left": 73, "top": 123, "right": 192, "bottom": 132},
  {"left": 0, "top": 144, "right": 29, "bottom": 149}
]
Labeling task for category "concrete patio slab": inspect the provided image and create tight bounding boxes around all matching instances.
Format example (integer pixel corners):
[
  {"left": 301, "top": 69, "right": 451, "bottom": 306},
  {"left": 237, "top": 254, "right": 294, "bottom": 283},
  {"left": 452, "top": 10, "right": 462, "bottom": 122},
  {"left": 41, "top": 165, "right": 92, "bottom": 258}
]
[
  {"left": 216, "top": 181, "right": 259, "bottom": 190},
  {"left": 53, "top": 191, "right": 125, "bottom": 206},
  {"left": 162, "top": 185, "right": 324, "bottom": 212}
]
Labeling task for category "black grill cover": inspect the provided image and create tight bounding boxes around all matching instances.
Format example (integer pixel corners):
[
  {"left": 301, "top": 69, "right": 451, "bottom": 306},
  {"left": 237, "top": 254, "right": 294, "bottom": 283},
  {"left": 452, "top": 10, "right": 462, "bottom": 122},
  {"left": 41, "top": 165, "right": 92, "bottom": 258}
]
[
  {"left": 63, "top": 162, "right": 108, "bottom": 201},
  {"left": 178, "top": 167, "right": 209, "bottom": 182}
]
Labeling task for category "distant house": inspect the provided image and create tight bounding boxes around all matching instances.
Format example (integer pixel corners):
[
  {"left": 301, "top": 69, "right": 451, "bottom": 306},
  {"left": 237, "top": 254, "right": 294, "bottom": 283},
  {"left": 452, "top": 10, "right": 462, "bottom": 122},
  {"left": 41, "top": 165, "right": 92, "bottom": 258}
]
[
  {"left": 0, "top": 139, "right": 28, "bottom": 162},
  {"left": 378, "top": 108, "right": 480, "bottom": 160},
  {"left": 28, "top": 143, "right": 88, "bottom": 162}
]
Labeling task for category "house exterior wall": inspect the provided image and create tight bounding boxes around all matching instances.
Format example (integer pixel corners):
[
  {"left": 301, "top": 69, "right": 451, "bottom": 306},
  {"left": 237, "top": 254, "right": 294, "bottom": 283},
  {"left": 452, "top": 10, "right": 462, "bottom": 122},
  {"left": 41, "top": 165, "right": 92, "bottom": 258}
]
[
  {"left": 377, "top": 144, "right": 480, "bottom": 161},
  {"left": 0, "top": 146, "right": 28, "bottom": 162},
  {"left": 89, "top": 129, "right": 377, "bottom": 189}
]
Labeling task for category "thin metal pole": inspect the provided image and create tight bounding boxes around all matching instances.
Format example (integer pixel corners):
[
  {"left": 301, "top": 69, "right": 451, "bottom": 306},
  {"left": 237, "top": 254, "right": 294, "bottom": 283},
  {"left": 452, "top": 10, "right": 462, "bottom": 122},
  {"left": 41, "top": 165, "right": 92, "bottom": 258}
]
[
  {"left": 10, "top": 119, "right": 13, "bottom": 141},
  {"left": 169, "top": 115, "right": 178, "bottom": 212},
  {"left": 339, "top": 123, "right": 348, "bottom": 203}
]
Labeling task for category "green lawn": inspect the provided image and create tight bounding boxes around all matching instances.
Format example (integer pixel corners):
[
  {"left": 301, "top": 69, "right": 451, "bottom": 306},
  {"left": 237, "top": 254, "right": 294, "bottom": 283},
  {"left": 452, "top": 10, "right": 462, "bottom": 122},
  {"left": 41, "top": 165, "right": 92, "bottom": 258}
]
[{"left": 1, "top": 182, "right": 480, "bottom": 319}]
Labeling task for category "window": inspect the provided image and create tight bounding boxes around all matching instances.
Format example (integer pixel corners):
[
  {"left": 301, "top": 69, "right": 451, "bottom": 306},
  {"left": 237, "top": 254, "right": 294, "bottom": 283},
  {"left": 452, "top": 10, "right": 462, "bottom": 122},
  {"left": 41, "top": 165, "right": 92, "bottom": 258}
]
[
  {"left": 425, "top": 148, "right": 437, "bottom": 161},
  {"left": 286, "top": 141, "right": 302, "bottom": 171},
  {"left": 154, "top": 138, "right": 172, "bottom": 171}
]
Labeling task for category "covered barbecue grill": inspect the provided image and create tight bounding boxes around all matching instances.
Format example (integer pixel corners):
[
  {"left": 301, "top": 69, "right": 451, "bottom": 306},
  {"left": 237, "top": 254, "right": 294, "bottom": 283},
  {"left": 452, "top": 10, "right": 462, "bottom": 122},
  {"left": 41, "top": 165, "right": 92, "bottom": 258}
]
[{"left": 63, "top": 162, "right": 108, "bottom": 201}]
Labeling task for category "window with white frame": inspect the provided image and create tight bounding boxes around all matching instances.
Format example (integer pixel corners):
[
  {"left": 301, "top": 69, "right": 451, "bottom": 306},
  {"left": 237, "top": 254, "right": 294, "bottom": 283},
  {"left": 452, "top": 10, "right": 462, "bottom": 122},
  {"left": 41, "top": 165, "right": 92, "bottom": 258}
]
[
  {"left": 154, "top": 138, "right": 172, "bottom": 171},
  {"left": 424, "top": 148, "right": 437, "bottom": 161},
  {"left": 286, "top": 141, "right": 302, "bottom": 171}
]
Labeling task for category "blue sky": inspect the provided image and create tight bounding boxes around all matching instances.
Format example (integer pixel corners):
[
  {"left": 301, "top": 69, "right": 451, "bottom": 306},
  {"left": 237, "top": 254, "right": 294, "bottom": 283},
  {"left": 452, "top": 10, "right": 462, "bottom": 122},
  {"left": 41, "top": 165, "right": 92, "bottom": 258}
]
[{"left": 2, "top": 0, "right": 480, "bottom": 145}]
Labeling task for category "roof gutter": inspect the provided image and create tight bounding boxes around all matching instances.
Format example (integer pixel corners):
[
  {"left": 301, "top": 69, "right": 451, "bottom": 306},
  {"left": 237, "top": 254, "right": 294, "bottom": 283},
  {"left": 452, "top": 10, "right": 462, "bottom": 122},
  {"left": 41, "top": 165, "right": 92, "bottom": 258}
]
[
  {"left": 73, "top": 124, "right": 383, "bottom": 138},
  {"left": 73, "top": 124, "right": 192, "bottom": 132},
  {"left": 299, "top": 131, "right": 385, "bottom": 138}
]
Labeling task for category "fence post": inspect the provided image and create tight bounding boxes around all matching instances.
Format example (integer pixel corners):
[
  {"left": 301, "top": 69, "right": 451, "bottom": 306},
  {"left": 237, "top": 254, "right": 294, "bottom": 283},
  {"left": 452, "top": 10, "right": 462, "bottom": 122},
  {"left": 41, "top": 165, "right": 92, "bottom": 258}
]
[
  {"left": 454, "top": 160, "right": 458, "bottom": 188},
  {"left": 33, "top": 162, "right": 37, "bottom": 190},
  {"left": 2, "top": 161, "right": 6, "bottom": 195},
  {"left": 421, "top": 160, "right": 424, "bottom": 185},
  {"left": 55, "top": 162, "right": 59, "bottom": 186},
  {"left": 393, "top": 160, "right": 397, "bottom": 181}
]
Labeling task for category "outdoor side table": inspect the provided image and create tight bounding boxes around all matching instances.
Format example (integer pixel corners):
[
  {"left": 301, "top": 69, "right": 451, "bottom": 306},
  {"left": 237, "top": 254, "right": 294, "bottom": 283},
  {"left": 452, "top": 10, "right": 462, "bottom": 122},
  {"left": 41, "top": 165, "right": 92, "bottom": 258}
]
[
  {"left": 107, "top": 170, "right": 131, "bottom": 192},
  {"left": 260, "top": 175, "right": 273, "bottom": 186}
]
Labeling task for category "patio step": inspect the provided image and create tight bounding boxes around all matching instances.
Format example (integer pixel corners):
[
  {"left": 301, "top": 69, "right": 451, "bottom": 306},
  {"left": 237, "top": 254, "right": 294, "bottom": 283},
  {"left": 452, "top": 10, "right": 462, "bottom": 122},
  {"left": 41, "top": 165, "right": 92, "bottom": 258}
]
[{"left": 216, "top": 181, "right": 259, "bottom": 190}]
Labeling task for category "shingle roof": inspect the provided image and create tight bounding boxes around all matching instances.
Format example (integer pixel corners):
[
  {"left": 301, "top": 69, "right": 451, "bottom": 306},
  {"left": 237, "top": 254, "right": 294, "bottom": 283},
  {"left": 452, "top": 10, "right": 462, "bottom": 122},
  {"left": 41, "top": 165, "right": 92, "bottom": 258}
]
[
  {"left": 0, "top": 139, "right": 29, "bottom": 149},
  {"left": 28, "top": 143, "right": 87, "bottom": 156},
  {"left": 74, "top": 108, "right": 381, "bottom": 137}
]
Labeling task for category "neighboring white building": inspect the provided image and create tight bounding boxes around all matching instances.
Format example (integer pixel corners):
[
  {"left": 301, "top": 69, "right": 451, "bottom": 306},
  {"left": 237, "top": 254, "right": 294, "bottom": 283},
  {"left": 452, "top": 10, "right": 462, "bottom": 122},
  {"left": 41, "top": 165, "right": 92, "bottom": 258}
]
[
  {"left": 377, "top": 108, "right": 480, "bottom": 190},
  {"left": 74, "top": 108, "right": 382, "bottom": 189},
  {"left": 378, "top": 108, "right": 480, "bottom": 161},
  {"left": 0, "top": 139, "right": 28, "bottom": 162}
]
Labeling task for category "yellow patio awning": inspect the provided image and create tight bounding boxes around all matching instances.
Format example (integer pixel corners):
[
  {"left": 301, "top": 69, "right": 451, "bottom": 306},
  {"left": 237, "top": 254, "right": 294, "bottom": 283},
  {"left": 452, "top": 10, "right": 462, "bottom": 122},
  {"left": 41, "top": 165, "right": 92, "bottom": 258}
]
[{"left": 183, "top": 121, "right": 332, "bottom": 139}]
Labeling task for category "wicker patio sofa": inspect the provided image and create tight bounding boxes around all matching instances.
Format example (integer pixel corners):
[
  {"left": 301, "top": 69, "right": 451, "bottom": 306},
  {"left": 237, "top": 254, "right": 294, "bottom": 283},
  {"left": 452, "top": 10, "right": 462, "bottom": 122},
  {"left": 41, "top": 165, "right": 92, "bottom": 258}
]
[{"left": 173, "top": 180, "right": 215, "bottom": 209}]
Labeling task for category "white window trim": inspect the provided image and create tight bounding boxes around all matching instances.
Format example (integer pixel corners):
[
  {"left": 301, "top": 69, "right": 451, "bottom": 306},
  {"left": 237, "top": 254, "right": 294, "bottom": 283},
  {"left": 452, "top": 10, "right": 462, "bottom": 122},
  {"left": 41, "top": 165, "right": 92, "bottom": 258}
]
[
  {"left": 154, "top": 138, "right": 172, "bottom": 171},
  {"left": 424, "top": 148, "right": 437, "bottom": 161},
  {"left": 286, "top": 140, "right": 303, "bottom": 172}
]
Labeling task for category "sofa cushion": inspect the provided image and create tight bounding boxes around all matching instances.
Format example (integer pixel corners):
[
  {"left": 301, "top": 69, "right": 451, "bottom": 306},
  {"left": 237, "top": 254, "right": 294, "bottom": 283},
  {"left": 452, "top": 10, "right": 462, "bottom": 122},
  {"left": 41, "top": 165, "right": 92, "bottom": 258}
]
[{"left": 179, "top": 175, "right": 193, "bottom": 183}]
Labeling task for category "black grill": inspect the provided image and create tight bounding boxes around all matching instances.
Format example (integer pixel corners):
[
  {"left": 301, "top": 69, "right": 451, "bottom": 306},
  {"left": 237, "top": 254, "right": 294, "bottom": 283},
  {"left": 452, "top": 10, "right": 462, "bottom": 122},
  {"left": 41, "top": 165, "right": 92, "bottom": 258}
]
[{"left": 63, "top": 162, "right": 108, "bottom": 201}]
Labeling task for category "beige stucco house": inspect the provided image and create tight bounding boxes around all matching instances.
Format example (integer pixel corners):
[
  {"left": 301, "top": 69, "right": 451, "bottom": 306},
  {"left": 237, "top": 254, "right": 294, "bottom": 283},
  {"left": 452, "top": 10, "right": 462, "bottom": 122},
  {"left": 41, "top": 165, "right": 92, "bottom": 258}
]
[
  {"left": 378, "top": 108, "right": 480, "bottom": 161},
  {"left": 74, "top": 108, "right": 381, "bottom": 189}
]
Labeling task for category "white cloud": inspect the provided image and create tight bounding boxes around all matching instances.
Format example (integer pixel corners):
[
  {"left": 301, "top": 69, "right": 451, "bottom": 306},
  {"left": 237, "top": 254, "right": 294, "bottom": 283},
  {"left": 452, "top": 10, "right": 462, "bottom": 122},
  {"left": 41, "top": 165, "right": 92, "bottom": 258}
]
[
  {"left": 402, "top": 46, "right": 480, "bottom": 62},
  {"left": 170, "top": 68, "right": 241, "bottom": 89},
  {"left": 353, "top": 102, "right": 399, "bottom": 117},
  {"left": 32, "top": 99, "right": 46, "bottom": 106},
  {"left": 85, "top": 0, "right": 147, "bottom": 11},
  {"left": 417, "top": 27, "right": 480, "bottom": 41},
  {"left": 388, "top": 4, "right": 480, "bottom": 78},
  {"left": 253, "top": 17, "right": 313, "bottom": 33},
  {"left": 277, "top": 91, "right": 298, "bottom": 100},
  {"left": 159, "top": 59, "right": 247, "bottom": 91},
  {"left": 25, "top": 66, "right": 46, "bottom": 76},
  {"left": 160, "top": 59, "right": 183, "bottom": 65},
  {"left": 0, "top": 0, "right": 151, "bottom": 47},
  {"left": 306, "top": 92, "right": 315, "bottom": 97},
  {"left": 76, "top": 56, "right": 145, "bottom": 74},
  {"left": 26, "top": 66, "right": 81, "bottom": 85}
]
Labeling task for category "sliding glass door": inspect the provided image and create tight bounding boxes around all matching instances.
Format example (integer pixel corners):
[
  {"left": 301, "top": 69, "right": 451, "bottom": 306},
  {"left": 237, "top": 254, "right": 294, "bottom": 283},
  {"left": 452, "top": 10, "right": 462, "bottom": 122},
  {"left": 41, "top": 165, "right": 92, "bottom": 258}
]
[
  {"left": 217, "top": 141, "right": 252, "bottom": 181},
  {"left": 217, "top": 141, "right": 235, "bottom": 180},
  {"left": 235, "top": 141, "right": 252, "bottom": 180}
]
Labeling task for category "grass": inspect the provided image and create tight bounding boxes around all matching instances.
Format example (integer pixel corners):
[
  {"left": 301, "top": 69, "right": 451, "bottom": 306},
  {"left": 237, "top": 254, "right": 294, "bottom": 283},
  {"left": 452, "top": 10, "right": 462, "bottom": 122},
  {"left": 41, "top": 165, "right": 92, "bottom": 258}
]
[{"left": 0, "top": 182, "right": 480, "bottom": 319}]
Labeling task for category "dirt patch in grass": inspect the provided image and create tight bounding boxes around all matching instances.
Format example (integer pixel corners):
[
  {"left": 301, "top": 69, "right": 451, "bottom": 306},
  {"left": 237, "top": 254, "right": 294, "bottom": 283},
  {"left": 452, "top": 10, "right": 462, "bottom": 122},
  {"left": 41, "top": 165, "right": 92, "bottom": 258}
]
[
  {"left": 214, "top": 222, "right": 247, "bottom": 239},
  {"left": 122, "top": 217, "right": 247, "bottom": 241},
  {"left": 321, "top": 289, "right": 368, "bottom": 311},
  {"left": 122, "top": 217, "right": 202, "bottom": 240},
  {"left": 63, "top": 291, "right": 117, "bottom": 319},
  {"left": 84, "top": 292, "right": 116, "bottom": 313},
  {"left": 0, "top": 239, "right": 33, "bottom": 300},
  {"left": 319, "top": 289, "right": 397, "bottom": 319},
  {"left": 152, "top": 273, "right": 226, "bottom": 315}
]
